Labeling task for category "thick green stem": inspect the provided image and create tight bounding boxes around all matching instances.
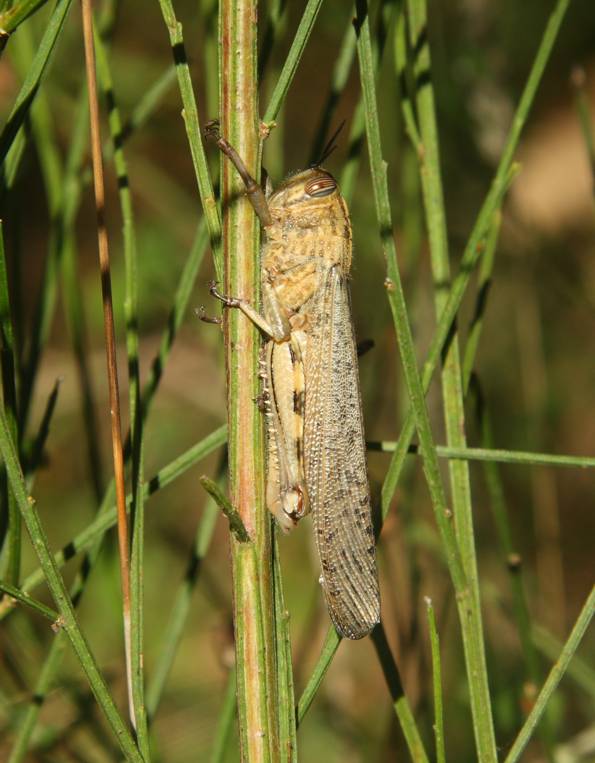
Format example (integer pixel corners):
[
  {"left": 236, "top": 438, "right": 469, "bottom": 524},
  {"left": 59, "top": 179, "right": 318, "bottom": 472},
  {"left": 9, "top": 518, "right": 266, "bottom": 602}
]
[{"left": 219, "top": 1, "right": 279, "bottom": 760}]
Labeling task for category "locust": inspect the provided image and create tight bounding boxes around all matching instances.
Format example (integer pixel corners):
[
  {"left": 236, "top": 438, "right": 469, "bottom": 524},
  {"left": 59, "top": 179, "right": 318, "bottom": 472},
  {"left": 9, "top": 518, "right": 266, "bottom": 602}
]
[{"left": 206, "top": 123, "right": 380, "bottom": 640}]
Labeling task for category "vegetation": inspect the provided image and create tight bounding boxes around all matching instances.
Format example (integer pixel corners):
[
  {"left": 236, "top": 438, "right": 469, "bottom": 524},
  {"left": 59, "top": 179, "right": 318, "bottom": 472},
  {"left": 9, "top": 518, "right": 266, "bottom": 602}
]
[{"left": 0, "top": 0, "right": 593, "bottom": 760}]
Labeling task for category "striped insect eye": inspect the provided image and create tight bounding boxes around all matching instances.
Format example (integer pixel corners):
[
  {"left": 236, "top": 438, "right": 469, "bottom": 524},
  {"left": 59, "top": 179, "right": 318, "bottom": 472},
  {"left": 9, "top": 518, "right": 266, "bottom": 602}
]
[{"left": 305, "top": 175, "right": 337, "bottom": 198}]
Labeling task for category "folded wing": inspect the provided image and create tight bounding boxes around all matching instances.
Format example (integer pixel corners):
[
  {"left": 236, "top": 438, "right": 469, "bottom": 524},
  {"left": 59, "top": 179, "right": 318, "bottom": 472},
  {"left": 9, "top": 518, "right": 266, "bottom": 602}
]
[{"left": 304, "top": 265, "right": 380, "bottom": 639}]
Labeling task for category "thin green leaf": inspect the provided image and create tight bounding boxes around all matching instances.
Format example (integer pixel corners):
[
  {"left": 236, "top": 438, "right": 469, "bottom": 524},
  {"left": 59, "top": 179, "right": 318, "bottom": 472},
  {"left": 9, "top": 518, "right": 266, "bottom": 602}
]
[
  {"left": 93, "top": 25, "right": 149, "bottom": 756},
  {"left": 0, "top": 408, "right": 143, "bottom": 761},
  {"left": 404, "top": 0, "right": 496, "bottom": 747},
  {"left": 505, "top": 586, "right": 595, "bottom": 763},
  {"left": 0, "top": 0, "right": 72, "bottom": 162},
  {"left": 296, "top": 626, "right": 341, "bottom": 724},
  {"left": 263, "top": 0, "right": 325, "bottom": 124},
  {"left": 0, "top": 0, "right": 51, "bottom": 36},
  {"left": 139, "top": 220, "right": 209, "bottom": 424},
  {"left": 382, "top": 0, "right": 572, "bottom": 515},
  {"left": 25, "top": 377, "right": 61, "bottom": 480},
  {"left": 0, "top": 581, "right": 58, "bottom": 622},
  {"left": 273, "top": 532, "right": 297, "bottom": 761},
  {"left": 461, "top": 211, "right": 501, "bottom": 393},
  {"left": 533, "top": 624, "right": 595, "bottom": 700},
  {"left": 7, "top": 630, "right": 68, "bottom": 763},
  {"left": 379, "top": 164, "right": 518, "bottom": 519},
  {"left": 10, "top": 21, "right": 65, "bottom": 436},
  {"left": 308, "top": 16, "right": 357, "bottom": 166},
  {"left": 355, "top": 0, "right": 468, "bottom": 595},
  {"left": 0, "top": 219, "right": 20, "bottom": 584},
  {"left": 370, "top": 441, "right": 595, "bottom": 470},
  {"left": 199, "top": 476, "right": 250, "bottom": 543},
  {"left": 11, "top": 425, "right": 227, "bottom": 599},
  {"left": 371, "top": 625, "right": 429, "bottom": 762},
  {"left": 146, "top": 463, "right": 225, "bottom": 718},
  {"left": 425, "top": 598, "right": 446, "bottom": 763},
  {"left": 157, "top": 0, "right": 223, "bottom": 280},
  {"left": 209, "top": 668, "right": 237, "bottom": 763}
]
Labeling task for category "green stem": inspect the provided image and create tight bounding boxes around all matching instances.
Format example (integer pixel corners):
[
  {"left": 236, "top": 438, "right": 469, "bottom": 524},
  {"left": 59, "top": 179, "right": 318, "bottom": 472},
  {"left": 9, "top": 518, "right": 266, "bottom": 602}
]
[
  {"left": 259, "top": 0, "right": 287, "bottom": 180},
  {"left": 296, "top": 627, "right": 340, "bottom": 724},
  {"left": 0, "top": 220, "right": 19, "bottom": 584},
  {"left": 379, "top": 164, "right": 517, "bottom": 519},
  {"left": 369, "top": 441, "right": 595, "bottom": 469},
  {"left": 262, "top": 0, "right": 325, "bottom": 124},
  {"left": 308, "top": 15, "right": 357, "bottom": 166},
  {"left": 473, "top": 384, "right": 542, "bottom": 691},
  {"left": 404, "top": 1, "right": 496, "bottom": 746},
  {"left": 111, "top": 66, "right": 178, "bottom": 156},
  {"left": 0, "top": 0, "right": 51, "bottom": 37},
  {"left": 382, "top": 0, "right": 571, "bottom": 515},
  {"left": 0, "top": 410, "right": 143, "bottom": 761},
  {"left": 532, "top": 624, "right": 595, "bottom": 699},
  {"left": 139, "top": 221, "right": 208, "bottom": 424},
  {"left": 371, "top": 625, "right": 429, "bottom": 762},
  {"left": 0, "top": 0, "right": 72, "bottom": 163},
  {"left": 273, "top": 532, "right": 297, "bottom": 761},
  {"left": 157, "top": 0, "right": 223, "bottom": 280},
  {"left": 9, "top": 18, "right": 65, "bottom": 439},
  {"left": 26, "top": 377, "right": 61, "bottom": 483},
  {"left": 209, "top": 668, "right": 237, "bottom": 763},
  {"left": 0, "top": 581, "right": 58, "bottom": 621},
  {"left": 461, "top": 212, "right": 501, "bottom": 393},
  {"left": 504, "top": 586, "right": 595, "bottom": 763},
  {"left": 426, "top": 598, "right": 446, "bottom": 763},
  {"left": 93, "top": 26, "right": 149, "bottom": 757},
  {"left": 10, "top": 426, "right": 227, "bottom": 602},
  {"left": 199, "top": 476, "right": 249, "bottom": 543},
  {"left": 355, "top": 0, "right": 467, "bottom": 603},
  {"left": 7, "top": 630, "right": 68, "bottom": 763},
  {"left": 60, "top": 89, "right": 106, "bottom": 503},
  {"left": 146, "top": 464, "right": 225, "bottom": 719},
  {"left": 219, "top": 1, "right": 279, "bottom": 759}
]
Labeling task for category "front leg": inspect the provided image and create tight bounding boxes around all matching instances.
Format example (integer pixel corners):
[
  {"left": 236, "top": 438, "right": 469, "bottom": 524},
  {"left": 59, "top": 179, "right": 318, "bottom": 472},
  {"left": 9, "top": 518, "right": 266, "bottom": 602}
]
[
  {"left": 204, "top": 121, "right": 272, "bottom": 228},
  {"left": 209, "top": 281, "right": 290, "bottom": 342}
]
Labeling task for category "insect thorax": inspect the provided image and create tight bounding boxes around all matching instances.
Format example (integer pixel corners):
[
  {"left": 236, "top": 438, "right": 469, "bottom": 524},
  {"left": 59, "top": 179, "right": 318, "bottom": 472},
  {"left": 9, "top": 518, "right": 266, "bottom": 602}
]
[{"left": 261, "top": 198, "right": 352, "bottom": 316}]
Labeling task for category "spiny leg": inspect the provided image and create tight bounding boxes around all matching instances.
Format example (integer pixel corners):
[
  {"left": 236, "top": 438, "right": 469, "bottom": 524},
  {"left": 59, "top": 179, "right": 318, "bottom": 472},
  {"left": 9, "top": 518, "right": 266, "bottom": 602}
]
[
  {"left": 209, "top": 281, "right": 291, "bottom": 342},
  {"left": 208, "top": 280, "right": 277, "bottom": 338}
]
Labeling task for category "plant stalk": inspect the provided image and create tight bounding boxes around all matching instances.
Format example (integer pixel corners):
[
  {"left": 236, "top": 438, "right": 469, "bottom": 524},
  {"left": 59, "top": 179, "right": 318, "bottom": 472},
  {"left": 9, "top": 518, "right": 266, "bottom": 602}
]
[
  {"left": 80, "top": 0, "right": 135, "bottom": 733},
  {"left": 405, "top": 1, "right": 496, "bottom": 756},
  {"left": 219, "top": 0, "right": 279, "bottom": 759}
]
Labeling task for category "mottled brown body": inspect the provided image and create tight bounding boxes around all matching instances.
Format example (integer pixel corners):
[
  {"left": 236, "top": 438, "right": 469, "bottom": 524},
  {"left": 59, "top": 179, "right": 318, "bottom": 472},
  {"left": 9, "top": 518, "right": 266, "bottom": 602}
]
[{"left": 207, "top": 126, "right": 380, "bottom": 639}]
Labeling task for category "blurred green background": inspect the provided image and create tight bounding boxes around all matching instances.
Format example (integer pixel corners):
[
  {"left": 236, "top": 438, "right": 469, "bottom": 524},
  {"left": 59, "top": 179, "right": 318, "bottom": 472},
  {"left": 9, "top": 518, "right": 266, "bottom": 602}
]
[{"left": 0, "top": 0, "right": 594, "bottom": 760}]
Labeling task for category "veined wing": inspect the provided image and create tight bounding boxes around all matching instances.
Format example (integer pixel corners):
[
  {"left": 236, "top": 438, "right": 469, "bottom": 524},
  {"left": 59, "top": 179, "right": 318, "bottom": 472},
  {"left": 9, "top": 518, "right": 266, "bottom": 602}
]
[{"left": 304, "top": 265, "right": 380, "bottom": 639}]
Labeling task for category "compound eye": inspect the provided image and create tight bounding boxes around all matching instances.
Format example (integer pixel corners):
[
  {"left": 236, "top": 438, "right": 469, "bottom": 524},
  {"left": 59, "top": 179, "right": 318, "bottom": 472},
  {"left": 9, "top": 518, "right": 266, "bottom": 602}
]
[{"left": 305, "top": 174, "right": 337, "bottom": 198}]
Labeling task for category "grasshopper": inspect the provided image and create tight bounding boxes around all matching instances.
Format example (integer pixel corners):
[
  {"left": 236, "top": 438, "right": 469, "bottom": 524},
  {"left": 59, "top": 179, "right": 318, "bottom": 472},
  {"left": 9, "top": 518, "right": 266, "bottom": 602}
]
[{"left": 206, "top": 123, "right": 380, "bottom": 640}]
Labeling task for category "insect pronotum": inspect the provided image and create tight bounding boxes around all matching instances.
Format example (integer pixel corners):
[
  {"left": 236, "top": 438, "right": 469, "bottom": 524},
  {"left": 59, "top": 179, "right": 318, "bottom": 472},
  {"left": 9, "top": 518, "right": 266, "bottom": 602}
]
[{"left": 206, "top": 123, "right": 380, "bottom": 640}]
